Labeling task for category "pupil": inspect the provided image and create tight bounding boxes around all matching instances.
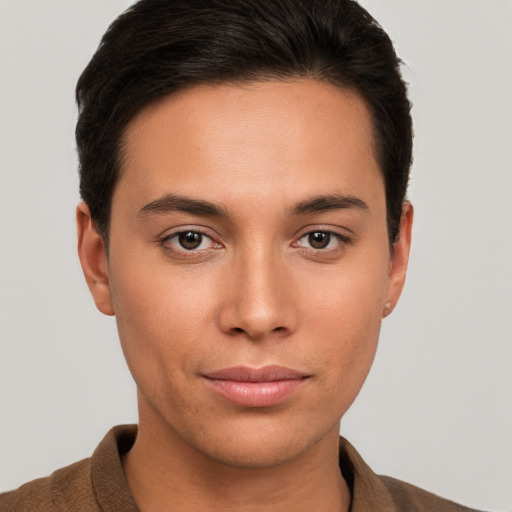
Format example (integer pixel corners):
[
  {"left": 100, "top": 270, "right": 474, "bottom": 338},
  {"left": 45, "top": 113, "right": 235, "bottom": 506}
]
[
  {"left": 179, "top": 231, "right": 202, "bottom": 250},
  {"left": 309, "top": 231, "right": 330, "bottom": 249}
]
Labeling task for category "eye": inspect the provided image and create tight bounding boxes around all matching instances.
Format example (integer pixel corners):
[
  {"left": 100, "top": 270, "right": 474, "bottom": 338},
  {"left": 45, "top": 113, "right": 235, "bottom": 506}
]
[
  {"left": 296, "top": 230, "right": 346, "bottom": 251},
  {"left": 163, "top": 230, "right": 216, "bottom": 252}
]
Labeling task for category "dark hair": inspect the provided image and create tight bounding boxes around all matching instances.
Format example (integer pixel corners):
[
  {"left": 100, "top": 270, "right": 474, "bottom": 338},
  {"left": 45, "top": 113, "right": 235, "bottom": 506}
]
[{"left": 76, "top": 0, "right": 412, "bottom": 244}]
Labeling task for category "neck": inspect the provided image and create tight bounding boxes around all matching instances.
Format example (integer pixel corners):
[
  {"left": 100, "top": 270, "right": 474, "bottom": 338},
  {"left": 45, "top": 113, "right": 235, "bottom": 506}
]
[{"left": 122, "top": 404, "right": 350, "bottom": 512}]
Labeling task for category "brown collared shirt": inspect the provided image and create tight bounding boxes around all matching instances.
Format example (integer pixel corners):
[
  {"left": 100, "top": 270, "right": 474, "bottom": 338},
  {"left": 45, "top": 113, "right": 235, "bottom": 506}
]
[{"left": 1, "top": 425, "right": 484, "bottom": 511}]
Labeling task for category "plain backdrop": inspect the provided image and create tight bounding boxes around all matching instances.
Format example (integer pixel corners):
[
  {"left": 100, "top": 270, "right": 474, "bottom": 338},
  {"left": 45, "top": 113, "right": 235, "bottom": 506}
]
[{"left": 1, "top": 1, "right": 511, "bottom": 510}]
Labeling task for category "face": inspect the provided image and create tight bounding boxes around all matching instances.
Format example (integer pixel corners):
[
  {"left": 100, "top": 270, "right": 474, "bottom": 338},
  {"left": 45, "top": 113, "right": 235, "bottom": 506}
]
[{"left": 78, "top": 79, "right": 412, "bottom": 468}]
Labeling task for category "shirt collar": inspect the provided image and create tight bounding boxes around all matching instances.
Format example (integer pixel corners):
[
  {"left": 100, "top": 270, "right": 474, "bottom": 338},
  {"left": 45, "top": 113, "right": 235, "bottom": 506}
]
[{"left": 339, "top": 437, "right": 397, "bottom": 512}]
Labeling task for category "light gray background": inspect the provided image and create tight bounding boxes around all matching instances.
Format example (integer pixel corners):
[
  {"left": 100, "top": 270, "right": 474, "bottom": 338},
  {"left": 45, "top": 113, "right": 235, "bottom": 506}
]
[{"left": 1, "top": 1, "right": 511, "bottom": 510}]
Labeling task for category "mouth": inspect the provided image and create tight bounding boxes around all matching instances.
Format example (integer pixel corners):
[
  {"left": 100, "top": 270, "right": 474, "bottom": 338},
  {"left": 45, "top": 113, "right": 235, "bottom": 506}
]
[{"left": 202, "top": 365, "right": 310, "bottom": 407}]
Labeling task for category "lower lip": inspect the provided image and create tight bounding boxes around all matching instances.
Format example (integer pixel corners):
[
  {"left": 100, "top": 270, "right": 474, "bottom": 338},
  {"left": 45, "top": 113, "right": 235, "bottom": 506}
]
[{"left": 204, "top": 378, "right": 306, "bottom": 407}]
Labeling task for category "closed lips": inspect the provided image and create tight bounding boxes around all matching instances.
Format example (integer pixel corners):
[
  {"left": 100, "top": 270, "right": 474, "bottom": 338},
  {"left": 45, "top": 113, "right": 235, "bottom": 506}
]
[
  {"left": 202, "top": 365, "right": 309, "bottom": 382},
  {"left": 202, "top": 366, "right": 310, "bottom": 407}
]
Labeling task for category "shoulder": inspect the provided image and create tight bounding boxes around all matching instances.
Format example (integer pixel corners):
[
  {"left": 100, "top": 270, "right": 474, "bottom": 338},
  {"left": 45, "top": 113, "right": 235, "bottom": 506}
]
[
  {"left": 339, "top": 437, "right": 486, "bottom": 512},
  {"left": 0, "top": 474, "right": 56, "bottom": 512},
  {"left": 1, "top": 425, "right": 138, "bottom": 512},
  {"left": 379, "top": 475, "right": 485, "bottom": 512},
  {"left": 0, "top": 458, "right": 94, "bottom": 512}
]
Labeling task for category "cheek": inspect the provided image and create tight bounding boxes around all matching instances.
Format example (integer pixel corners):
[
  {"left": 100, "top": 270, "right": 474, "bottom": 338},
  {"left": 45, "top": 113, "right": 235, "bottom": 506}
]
[
  {"left": 302, "top": 250, "right": 388, "bottom": 335},
  {"left": 109, "top": 260, "right": 220, "bottom": 389},
  {"left": 299, "top": 257, "right": 388, "bottom": 398}
]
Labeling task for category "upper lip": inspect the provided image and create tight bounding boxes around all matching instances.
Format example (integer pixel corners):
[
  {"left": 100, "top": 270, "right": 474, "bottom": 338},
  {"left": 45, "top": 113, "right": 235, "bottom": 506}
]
[{"left": 203, "top": 365, "right": 309, "bottom": 382}]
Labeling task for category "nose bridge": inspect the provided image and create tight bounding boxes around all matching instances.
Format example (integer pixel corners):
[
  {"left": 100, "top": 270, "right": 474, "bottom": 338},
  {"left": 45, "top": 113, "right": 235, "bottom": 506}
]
[{"left": 219, "top": 241, "right": 295, "bottom": 339}]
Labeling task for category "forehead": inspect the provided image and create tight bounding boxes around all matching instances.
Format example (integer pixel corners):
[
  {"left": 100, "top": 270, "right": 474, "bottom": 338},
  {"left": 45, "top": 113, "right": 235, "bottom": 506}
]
[{"left": 116, "top": 79, "right": 383, "bottom": 214}]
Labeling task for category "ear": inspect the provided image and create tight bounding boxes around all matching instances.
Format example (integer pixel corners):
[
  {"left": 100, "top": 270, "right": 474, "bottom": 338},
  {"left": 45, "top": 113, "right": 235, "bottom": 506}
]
[
  {"left": 76, "top": 202, "right": 115, "bottom": 316},
  {"left": 383, "top": 201, "right": 413, "bottom": 318}
]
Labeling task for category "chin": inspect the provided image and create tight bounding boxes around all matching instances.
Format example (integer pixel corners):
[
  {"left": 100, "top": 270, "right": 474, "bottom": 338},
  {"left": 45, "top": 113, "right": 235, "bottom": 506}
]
[
  {"left": 204, "top": 436, "right": 309, "bottom": 469},
  {"left": 187, "top": 415, "right": 336, "bottom": 470}
]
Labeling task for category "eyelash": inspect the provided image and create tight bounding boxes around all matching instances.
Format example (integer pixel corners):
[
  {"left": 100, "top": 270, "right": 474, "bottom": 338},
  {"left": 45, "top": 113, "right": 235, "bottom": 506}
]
[
  {"left": 293, "top": 230, "right": 351, "bottom": 254},
  {"left": 160, "top": 229, "right": 220, "bottom": 254},
  {"left": 159, "top": 228, "right": 351, "bottom": 257}
]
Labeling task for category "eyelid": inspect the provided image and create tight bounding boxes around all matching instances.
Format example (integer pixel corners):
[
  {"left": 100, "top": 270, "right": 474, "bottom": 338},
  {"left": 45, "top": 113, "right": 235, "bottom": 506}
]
[
  {"left": 156, "top": 223, "right": 216, "bottom": 239},
  {"left": 292, "top": 225, "right": 352, "bottom": 243},
  {"left": 291, "top": 227, "right": 352, "bottom": 254},
  {"left": 159, "top": 226, "right": 223, "bottom": 254}
]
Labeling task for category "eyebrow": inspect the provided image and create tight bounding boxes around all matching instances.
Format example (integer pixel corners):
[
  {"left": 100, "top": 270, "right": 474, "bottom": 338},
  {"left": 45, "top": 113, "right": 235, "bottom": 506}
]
[
  {"left": 138, "top": 192, "right": 368, "bottom": 219},
  {"left": 289, "top": 194, "right": 369, "bottom": 216},
  {"left": 138, "top": 193, "right": 228, "bottom": 218}
]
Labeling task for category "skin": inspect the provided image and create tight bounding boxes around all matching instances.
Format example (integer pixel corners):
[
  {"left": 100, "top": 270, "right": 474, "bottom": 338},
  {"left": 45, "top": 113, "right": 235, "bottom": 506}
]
[{"left": 77, "top": 79, "right": 413, "bottom": 512}]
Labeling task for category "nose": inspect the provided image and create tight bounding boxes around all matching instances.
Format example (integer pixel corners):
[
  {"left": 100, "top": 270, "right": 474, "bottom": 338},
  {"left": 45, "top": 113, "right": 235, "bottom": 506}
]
[{"left": 218, "top": 247, "right": 298, "bottom": 341}]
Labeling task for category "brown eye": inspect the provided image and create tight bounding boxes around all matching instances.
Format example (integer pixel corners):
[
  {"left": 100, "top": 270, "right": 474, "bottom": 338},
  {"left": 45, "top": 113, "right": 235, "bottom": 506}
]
[
  {"left": 163, "top": 230, "right": 219, "bottom": 255},
  {"left": 178, "top": 231, "right": 203, "bottom": 250},
  {"left": 308, "top": 231, "right": 331, "bottom": 249},
  {"left": 295, "top": 230, "right": 347, "bottom": 253}
]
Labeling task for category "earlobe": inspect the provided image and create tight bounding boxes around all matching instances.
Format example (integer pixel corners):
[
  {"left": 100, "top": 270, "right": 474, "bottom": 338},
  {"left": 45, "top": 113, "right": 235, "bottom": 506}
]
[
  {"left": 383, "top": 201, "right": 413, "bottom": 318},
  {"left": 76, "top": 202, "right": 115, "bottom": 316}
]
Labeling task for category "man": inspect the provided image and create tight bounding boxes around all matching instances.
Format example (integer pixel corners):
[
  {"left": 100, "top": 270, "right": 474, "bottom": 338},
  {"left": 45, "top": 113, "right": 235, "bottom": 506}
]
[{"left": 0, "top": 1, "right": 490, "bottom": 510}]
